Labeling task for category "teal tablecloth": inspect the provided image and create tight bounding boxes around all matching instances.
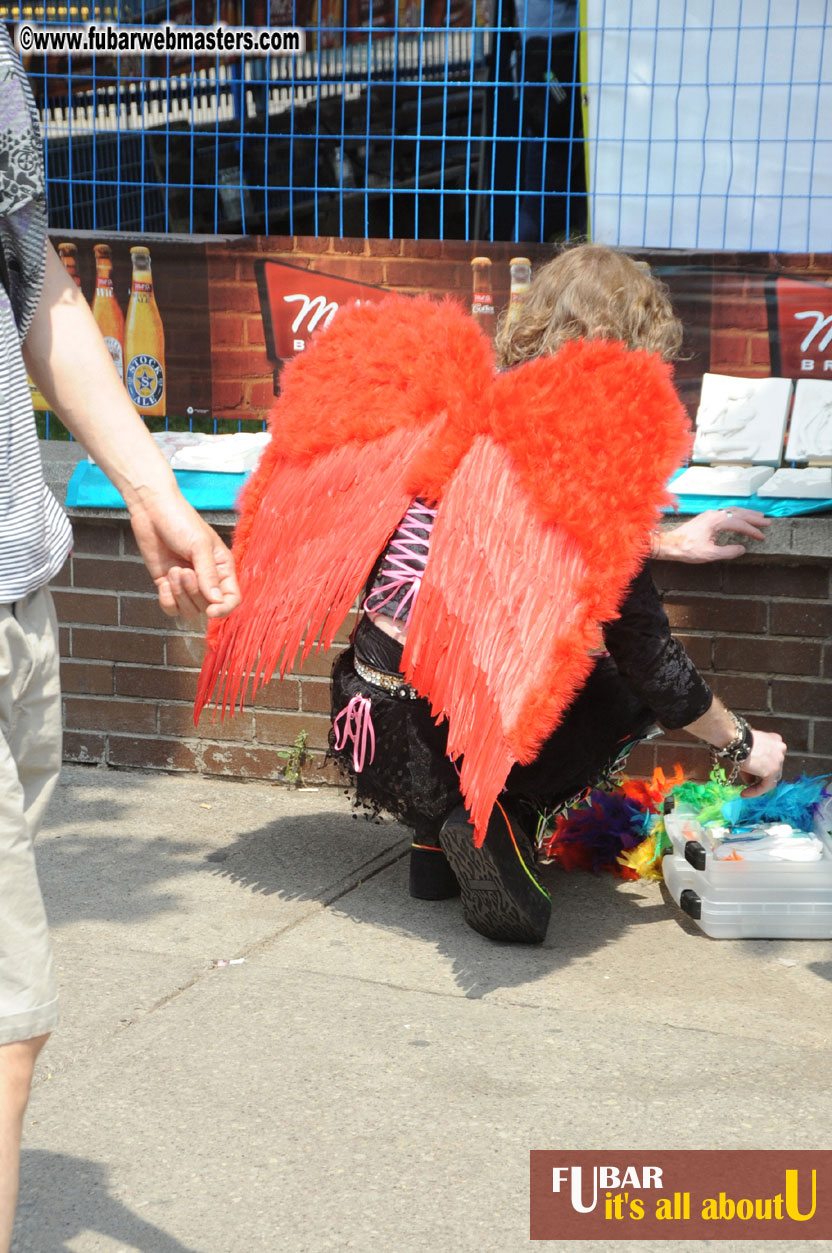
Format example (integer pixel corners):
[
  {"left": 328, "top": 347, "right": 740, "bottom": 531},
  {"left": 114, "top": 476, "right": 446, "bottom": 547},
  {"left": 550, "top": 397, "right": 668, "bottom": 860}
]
[{"left": 66, "top": 461, "right": 247, "bottom": 511}]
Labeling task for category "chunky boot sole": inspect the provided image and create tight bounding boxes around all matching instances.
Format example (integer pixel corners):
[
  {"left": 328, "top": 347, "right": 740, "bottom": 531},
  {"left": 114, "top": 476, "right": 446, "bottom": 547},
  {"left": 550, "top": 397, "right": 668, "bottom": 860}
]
[
  {"left": 409, "top": 844, "right": 461, "bottom": 900},
  {"left": 439, "top": 802, "right": 551, "bottom": 944}
]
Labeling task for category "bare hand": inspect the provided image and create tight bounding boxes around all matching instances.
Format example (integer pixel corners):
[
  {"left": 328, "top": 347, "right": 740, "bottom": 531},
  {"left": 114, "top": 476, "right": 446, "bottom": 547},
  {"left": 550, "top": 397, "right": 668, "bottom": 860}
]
[
  {"left": 658, "top": 508, "right": 770, "bottom": 563},
  {"left": 739, "top": 728, "right": 788, "bottom": 798},
  {"left": 128, "top": 488, "right": 241, "bottom": 619}
]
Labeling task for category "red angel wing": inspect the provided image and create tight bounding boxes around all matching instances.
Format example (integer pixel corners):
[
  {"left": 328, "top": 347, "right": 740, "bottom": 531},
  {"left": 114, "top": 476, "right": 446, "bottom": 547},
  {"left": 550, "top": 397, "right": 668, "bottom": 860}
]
[
  {"left": 195, "top": 293, "right": 495, "bottom": 721},
  {"left": 402, "top": 339, "right": 691, "bottom": 845}
]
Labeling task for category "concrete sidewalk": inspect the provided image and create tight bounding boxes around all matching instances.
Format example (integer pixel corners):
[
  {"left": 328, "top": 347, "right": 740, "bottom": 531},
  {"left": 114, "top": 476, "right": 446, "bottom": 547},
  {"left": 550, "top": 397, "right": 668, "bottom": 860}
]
[{"left": 13, "top": 765, "right": 832, "bottom": 1253}]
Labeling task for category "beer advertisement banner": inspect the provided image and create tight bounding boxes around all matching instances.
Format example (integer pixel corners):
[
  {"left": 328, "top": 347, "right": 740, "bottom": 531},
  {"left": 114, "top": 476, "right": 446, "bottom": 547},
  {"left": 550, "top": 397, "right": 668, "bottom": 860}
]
[{"left": 52, "top": 231, "right": 832, "bottom": 509}]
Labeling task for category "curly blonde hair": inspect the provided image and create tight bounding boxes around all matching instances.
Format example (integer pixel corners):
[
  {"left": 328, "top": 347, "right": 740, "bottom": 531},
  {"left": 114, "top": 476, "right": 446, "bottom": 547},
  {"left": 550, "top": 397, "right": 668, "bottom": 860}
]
[{"left": 495, "top": 243, "right": 683, "bottom": 368}]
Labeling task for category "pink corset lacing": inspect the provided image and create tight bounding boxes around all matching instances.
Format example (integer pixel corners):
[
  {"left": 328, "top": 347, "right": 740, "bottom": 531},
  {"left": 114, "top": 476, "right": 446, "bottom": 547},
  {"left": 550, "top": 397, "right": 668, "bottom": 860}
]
[{"left": 362, "top": 500, "right": 437, "bottom": 625}]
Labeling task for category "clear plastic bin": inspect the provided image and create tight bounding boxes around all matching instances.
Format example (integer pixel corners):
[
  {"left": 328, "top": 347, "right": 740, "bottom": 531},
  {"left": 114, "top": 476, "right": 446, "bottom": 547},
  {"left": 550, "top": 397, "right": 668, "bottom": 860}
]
[{"left": 662, "top": 795, "right": 832, "bottom": 939}]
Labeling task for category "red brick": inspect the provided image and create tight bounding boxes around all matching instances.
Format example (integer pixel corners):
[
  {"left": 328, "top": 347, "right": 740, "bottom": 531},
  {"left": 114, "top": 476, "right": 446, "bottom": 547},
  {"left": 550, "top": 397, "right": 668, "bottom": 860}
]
[
  {"left": 704, "top": 673, "right": 768, "bottom": 713},
  {"left": 70, "top": 521, "right": 121, "bottom": 556},
  {"left": 771, "top": 679, "right": 832, "bottom": 718},
  {"left": 201, "top": 742, "right": 284, "bottom": 779},
  {"left": 212, "top": 381, "right": 246, "bottom": 412},
  {"left": 367, "top": 237, "right": 403, "bottom": 257},
  {"left": 212, "top": 348, "right": 264, "bottom": 379},
  {"left": 51, "top": 558, "right": 72, "bottom": 589},
  {"left": 245, "top": 379, "right": 279, "bottom": 411},
  {"left": 826, "top": 644, "right": 832, "bottom": 679},
  {"left": 654, "top": 742, "right": 712, "bottom": 781},
  {"left": 161, "top": 704, "right": 254, "bottom": 740},
  {"left": 713, "top": 637, "right": 822, "bottom": 677},
  {"left": 332, "top": 236, "right": 367, "bottom": 256},
  {"left": 783, "top": 752, "right": 832, "bottom": 776},
  {"left": 401, "top": 238, "right": 444, "bottom": 259},
  {"left": 72, "top": 556, "right": 152, "bottom": 594},
  {"left": 245, "top": 316, "right": 266, "bottom": 348},
  {"left": 212, "top": 282, "right": 261, "bottom": 314},
  {"left": 769, "top": 601, "right": 832, "bottom": 638},
  {"left": 59, "top": 626, "right": 71, "bottom": 656},
  {"left": 62, "top": 731, "right": 107, "bottom": 763},
  {"left": 254, "top": 711, "right": 331, "bottom": 750},
  {"left": 383, "top": 258, "right": 449, "bottom": 288},
  {"left": 72, "top": 627, "right": 165, "bottom": 665},
  {"left": 303, "top": 753, "right": 344, "bottom": 786},
  {"left": 813, "top": 721, "right": 832, "bottom": 756},
  {"left": 665, "top": 594, "right": 766, "bottom": 634},
  {"left": 212, "top": 313, "right": 246, "bottom": 346},
  {"left": 722, "top": 564, "right": 829, "bottom": 599},
  {"left": 120, "top": 528, "right": 141, "bottom": 558},
  {"left": 52, "top": 590, "right": 119, "bottom": 627},
  {"left": 108, "top": 735, "right": 199, "bottom": 771},
  {"left": 65, "top": 696, "right": 158, "bottom": 735},
  {"left": 719, "top": 300, "right": 768, "bottom": 332},
  {"left": 310, "top": 257, "right": 385, "bottom": 285},
  {"left": 749, "top": 336, "right": 772, "bottom": 368},
  {"left": 652, "top": 562, "right": 723, "bottom": 593},
  {"left": 294, "top": 235, "right": 333, "bottom": 254},
  {"left": 748, "top": 714, "right": 810, "bottom": 753},
  {"left": 250, "top": 676, "right": 300, "bottom": 710},
  {"left": 116, "top": 666, "right": 198, "bottom": 701},
  {"left": 708, "top": 332, "right": 749, "bottom": 367},
  {"left": 60, "top": 660, "right": 114, "bottom": 696},
  {"left": 301, "top": 680, "right": 332, "bottom": 714},
  {"left": 119, "top": 595, "right": 169, "bottom": 629},
  {"left": 286, "top": 644, "right": 344, "bottom": 678},
  {"left": 165, "top": 635, "right": 207, "bottom": 668}
]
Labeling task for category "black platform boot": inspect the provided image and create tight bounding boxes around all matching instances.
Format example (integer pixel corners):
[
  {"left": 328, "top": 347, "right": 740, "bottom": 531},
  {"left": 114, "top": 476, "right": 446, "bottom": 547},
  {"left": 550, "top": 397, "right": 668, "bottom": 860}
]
[
  {"left": 409, "top": 841, "right": 461, "bottom": 901},
  {"left": 438, "top": 801, "right": 551, "bottom": 943}
]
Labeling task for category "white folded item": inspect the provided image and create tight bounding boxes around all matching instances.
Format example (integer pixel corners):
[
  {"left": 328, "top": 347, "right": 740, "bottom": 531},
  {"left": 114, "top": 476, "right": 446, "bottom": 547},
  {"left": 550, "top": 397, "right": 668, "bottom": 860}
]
[
  {"left": 671, "top": 464, "right": 775, "bottom": 497},
  {"left": 757, "top": 467, "right": 832, "bottom": 498},
  {"left": 169, "top": 432, "right": 271, "bottom": 474},
  {"left": 712, "top": 823, "right": 824, "bottom": 863}
]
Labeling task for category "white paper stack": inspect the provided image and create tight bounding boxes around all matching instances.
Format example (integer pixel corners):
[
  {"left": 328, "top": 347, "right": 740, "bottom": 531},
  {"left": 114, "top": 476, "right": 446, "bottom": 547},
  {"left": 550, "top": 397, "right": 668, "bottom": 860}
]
[
  {"left": 168, "top": 432, "right": 271, "bottom": 474},
  {"left": 672, "top": 464, "right": 775, "bottom": 497},
  {"left": 758, "top": 467, "right": 832, "bottom": 498}
]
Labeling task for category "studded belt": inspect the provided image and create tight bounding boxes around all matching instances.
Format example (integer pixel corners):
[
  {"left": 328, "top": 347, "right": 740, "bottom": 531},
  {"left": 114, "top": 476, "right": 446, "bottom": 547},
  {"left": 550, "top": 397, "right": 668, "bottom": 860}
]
[{"left": 354, "top": 657, "right": 419, "bottom": 700}]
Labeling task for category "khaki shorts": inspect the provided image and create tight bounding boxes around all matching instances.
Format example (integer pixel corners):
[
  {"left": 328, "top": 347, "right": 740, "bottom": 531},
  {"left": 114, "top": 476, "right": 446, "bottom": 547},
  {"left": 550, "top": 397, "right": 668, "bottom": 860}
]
[{"left": 0, "top": 587, "right": 62, "bottom": 1046}]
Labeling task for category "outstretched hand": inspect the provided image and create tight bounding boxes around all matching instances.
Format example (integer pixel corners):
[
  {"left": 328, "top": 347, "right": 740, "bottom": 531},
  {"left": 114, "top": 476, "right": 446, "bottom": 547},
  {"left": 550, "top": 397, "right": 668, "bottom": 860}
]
[
  {"left": 127, "top": 487, "right": 240, "bottom": 619},
  {"left": 738, "top": 727, "right": 788, "bottom": 798},
  {"left": 657, "top": 507, "right": 770, "bottom": 563}
]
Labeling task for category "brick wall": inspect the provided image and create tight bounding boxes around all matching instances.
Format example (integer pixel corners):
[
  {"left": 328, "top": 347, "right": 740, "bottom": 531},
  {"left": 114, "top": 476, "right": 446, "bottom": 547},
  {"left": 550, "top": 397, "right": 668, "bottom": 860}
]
[
  {"left": 627, "top": 555, "right": 832, "bottom": 782},
  {"left": 57, "top": 516, "right": 832, "bottom": 785},
  {"left": 56, "top": 517, "right": 348, "bottom": 782}
]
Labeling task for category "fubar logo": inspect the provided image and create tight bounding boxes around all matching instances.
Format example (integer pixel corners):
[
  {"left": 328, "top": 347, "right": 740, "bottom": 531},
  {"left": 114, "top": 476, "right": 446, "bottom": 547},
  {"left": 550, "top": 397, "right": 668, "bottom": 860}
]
[{"left": 530, "top": 1151, "right": 832, "bottom": 1241}]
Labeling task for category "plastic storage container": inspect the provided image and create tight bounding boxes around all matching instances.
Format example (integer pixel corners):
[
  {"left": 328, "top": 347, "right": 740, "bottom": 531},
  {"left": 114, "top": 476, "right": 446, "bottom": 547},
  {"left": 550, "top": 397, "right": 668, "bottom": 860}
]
[{"left": 662, "top": 796, "right": 832, "bottom": 939}]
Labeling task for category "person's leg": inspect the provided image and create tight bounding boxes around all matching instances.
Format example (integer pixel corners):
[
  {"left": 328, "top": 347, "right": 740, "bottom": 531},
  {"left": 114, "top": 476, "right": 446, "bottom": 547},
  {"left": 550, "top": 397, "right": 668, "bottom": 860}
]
[
  {"left": 0, "top": 589, "right": 63, "bottom": 1251},
  {"left": 0, "top": 1034, "right": 49, "bottom": 1253}
]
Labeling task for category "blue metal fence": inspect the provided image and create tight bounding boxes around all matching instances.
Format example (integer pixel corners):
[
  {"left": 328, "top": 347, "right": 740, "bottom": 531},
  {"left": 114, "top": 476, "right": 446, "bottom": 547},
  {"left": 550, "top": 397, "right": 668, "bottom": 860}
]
[{"left": 22, "top": 0, "right": 587, "bottom": 243}]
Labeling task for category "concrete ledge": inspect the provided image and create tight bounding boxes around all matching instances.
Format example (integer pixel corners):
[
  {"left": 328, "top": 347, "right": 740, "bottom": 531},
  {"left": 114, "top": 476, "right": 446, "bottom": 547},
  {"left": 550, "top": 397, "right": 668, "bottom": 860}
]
[{"left": 43, "top": 438, "right": 832, "bottom": 558}]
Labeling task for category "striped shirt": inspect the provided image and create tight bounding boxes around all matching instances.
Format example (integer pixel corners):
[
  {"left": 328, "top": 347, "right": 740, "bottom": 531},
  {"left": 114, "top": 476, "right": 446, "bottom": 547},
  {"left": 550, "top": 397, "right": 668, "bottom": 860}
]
[{"left": 0, "top": 28, "right": 72, "bottom": 599}]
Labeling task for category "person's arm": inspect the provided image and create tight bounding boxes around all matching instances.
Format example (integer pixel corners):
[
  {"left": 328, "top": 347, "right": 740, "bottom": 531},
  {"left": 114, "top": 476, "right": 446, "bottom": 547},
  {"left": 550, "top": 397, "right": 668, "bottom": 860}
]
[
  {"left": 23, "top": 242, "right": 240, "bottom": 619},
  {"left": 683, "top": 696, "right": 785, "bottom": 798},
  {"left": 652, "top": 507, "right": 770, "bottom": 563},
  {"left": 605, "top": 565, "right": 785, "bottom": 797}
]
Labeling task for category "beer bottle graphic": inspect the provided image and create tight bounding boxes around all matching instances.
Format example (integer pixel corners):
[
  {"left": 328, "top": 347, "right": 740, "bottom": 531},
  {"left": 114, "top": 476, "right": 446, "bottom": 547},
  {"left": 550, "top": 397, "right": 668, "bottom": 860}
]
[
  {"left": 92, "top": 244, "right": 125, "bottom": 383},
  {"left": 57, "top": 241, "right": 82, "bottom": 287},
  {"left": 125, "top": 246, "right": 166, "bottom": 418},
  {"left": 470, "top": 256, "right": 495, "bottom": 339},
  {"left": 506, "top": 257, "right": 532, "bottom": 326}
]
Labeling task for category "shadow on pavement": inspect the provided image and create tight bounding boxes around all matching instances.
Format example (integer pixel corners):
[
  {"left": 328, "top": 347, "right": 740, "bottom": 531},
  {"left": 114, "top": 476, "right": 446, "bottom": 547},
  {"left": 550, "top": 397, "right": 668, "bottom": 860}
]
[
  {"left": 206, "top": 811, "right": 671, "bottom": 997},
  {"left": 14, "top": 1150, "right": 201, "bottom": 1253}
]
